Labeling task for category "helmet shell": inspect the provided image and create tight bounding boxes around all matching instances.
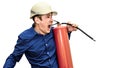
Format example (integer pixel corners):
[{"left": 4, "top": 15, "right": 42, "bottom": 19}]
[{"left": 30, "top": 2, "right": 57, "bottom": 18}]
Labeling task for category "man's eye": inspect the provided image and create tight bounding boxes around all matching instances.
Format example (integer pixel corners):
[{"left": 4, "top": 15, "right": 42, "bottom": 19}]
[
  {"left": 47, "top": 16, "right": 52, "bottom": 18},
  {"left": 47, "top": 16, "right": 50, "bottom": 18}
]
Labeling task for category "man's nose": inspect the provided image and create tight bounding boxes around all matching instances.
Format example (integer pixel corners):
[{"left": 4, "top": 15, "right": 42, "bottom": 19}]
[{"left": 50, "top": 17, "right": 53, "bottom": 23}]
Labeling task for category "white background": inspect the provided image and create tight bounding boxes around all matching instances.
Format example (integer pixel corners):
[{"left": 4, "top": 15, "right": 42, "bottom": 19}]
[{"left": 0, "top": 0, "right": 120, "bottom": 68}]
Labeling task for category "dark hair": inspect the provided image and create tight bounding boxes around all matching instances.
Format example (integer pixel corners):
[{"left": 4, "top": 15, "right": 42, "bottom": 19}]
[
  {"left": 32, "top": 14, "right": 42, "bottom": 21},
  {"left": 32, "top": 15, "right": 42, "bottom": 27}
]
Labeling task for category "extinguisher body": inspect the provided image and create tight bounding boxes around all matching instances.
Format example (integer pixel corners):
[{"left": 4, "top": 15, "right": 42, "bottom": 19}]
[{"left": 53, "top": 25, "right": 73, "bottom": 68}]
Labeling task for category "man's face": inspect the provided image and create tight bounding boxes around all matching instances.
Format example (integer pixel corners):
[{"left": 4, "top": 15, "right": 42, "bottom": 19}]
[{"left": 37, "top": 13, "right": 53, "bottom": 35}]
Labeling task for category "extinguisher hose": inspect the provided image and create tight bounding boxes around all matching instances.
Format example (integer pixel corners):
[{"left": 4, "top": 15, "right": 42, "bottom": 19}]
[{"left": 53, "top": 20, "right": 96, "bottom": 42}]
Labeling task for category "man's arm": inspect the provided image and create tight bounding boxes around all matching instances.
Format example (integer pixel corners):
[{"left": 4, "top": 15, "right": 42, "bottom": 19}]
[
  {"left": 3, "top": 54, "right": 22, "bottom": 68},
  {"left": 3, "top": 36, "right": 28, "bottom": 68}
]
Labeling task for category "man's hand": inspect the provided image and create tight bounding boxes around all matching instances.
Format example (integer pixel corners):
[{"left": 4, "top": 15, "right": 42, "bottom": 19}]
[{"left": 67, "top": 22, "right": 78, "bottom": 32}]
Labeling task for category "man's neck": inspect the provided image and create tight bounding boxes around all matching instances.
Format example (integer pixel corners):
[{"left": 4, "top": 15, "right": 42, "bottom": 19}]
[{"left": 34, "top": 26, "right": 46, "bottom": 35}]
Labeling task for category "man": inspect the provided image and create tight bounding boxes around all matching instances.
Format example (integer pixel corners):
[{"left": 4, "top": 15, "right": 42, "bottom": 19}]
[{"left": 3, "top": 2, "right": 77, "bottom": 68}]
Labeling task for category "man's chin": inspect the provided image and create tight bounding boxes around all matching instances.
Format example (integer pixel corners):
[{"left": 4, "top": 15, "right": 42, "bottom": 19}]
[{"left": 45, "top": 30, "right": 50, "bottom": 34}]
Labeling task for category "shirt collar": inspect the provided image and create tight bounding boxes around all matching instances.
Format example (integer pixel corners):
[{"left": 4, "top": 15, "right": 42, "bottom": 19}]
[{"left": 30, "top": 26, "right": 46, "bottom": 36}]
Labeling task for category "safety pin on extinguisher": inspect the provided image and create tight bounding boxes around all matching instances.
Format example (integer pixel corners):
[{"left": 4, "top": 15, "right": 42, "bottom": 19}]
[{"left": 53, "top": 20, "right": 96, "bottom": 42}]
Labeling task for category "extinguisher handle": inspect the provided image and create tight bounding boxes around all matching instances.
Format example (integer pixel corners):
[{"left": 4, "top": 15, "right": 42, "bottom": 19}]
[
  {"left": 53, "top": 20, "right": 96, "bottom": 42},
  {"left": 61, "top": 23, "right": 96, "bottom": 42}
]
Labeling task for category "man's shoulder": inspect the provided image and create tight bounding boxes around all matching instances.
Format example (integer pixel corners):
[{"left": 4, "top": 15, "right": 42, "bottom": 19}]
[{"left": 18, "top": 27, "right": 37, "bottom": 40}]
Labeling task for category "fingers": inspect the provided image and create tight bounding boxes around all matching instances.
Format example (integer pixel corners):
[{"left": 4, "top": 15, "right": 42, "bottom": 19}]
[
  {"left": 67, "top": 21, "right": 78, "bottom": 28},
  {"left": 67, "top": 21, "right": 78, "bottom": 31}
]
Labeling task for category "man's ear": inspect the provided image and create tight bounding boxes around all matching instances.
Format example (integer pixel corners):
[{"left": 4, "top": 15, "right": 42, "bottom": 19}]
[{"left": 34, "top": 17, "right": 40, "bottom": 24}]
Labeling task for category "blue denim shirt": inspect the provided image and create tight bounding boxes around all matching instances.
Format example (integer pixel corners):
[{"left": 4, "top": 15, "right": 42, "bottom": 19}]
[{"left": 3, "top": 26, "right": 71, "bottom": 68}]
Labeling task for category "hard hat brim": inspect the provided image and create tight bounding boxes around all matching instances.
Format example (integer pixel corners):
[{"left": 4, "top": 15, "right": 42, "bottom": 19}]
[
  {"left": 30, "top": 11, "right": 57, "bottom": 19},
  {"left": 51, "top": 11, "right": 57, "bottom": 16}
]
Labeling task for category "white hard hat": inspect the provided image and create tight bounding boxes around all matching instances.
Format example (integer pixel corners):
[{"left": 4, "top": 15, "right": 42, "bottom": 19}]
[{"left": 30, "top": 2, "right": 57, "bottom": 18}]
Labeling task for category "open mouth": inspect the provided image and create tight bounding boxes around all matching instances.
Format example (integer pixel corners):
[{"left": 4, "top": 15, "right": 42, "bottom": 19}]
[{"left": 48, "top": 24, "right": 52, "bottom": 29}]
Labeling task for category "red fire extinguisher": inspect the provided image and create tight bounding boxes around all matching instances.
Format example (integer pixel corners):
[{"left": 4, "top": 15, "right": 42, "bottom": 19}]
[
  {"left": 53, "top": 20, "right": 96, "bottom": 68},
  {"left": 53, "top": 24, "right": 73, "bottom": 68}
]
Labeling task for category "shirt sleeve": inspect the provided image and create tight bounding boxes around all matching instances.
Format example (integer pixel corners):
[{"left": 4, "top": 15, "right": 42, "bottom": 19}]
[{"left": 3, "top": 36, "right": 29, "bottom": 68}]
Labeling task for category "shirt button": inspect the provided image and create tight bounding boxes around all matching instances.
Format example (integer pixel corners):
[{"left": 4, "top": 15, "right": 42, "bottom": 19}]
[
  {"left": 49, "top": 59, "right": 50, "bottom": 62},
  {"left": 47, "top": 52, "right": 49, "bottom": 55},
  {"left": 45, "top": 44, "right": 48, "bottom": 46}
]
